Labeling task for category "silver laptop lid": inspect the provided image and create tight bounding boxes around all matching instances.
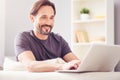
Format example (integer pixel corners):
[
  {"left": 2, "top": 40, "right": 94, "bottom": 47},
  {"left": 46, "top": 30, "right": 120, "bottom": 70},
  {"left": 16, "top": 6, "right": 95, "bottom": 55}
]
[{"left": 78, "top": 44, "right": 120, "bottom": 72}]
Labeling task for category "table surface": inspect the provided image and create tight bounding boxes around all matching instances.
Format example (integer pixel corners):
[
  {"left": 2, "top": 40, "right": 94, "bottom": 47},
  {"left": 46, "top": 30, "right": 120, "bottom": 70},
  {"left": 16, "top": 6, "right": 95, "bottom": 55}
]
[{"left": 0, "top": 71, "right": 120, "bottom": 80}]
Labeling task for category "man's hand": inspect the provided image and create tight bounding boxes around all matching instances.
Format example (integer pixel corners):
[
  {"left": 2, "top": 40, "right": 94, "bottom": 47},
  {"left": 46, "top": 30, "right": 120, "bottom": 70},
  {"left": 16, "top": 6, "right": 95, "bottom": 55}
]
[
  {"left": 46, "top": 58, "right": 66, "bottom": 64},
  {"left": 62, "top": 60, "right": 80, "bottom": 70}
]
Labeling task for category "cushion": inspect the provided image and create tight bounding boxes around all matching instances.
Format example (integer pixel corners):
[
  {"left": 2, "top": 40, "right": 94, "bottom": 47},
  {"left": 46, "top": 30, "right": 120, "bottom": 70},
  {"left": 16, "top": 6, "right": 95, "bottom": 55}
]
[
  {"left": 3, "top": 57, "right": 26, "bottom": 71},
  {"left": 3, "top": 57, "right": 65, "bottom": 71}
]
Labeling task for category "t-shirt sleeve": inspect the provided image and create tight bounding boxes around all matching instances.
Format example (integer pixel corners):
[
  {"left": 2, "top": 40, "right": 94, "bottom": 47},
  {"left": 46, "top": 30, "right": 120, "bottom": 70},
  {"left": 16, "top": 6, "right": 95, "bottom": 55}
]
[
  {"left": 14, "top": 32, "right": 31, "bottom": 58},
  {"left": 60, "top": 36, "right": 72, "bottom": 58}
]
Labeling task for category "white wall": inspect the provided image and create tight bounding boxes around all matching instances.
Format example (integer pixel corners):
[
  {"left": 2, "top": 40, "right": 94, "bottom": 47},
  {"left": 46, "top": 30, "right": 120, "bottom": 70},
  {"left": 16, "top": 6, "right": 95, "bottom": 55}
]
[
  {"left": 0, "top": 0, "right": 5, "bottom": 66},
  {"left": 5, "top": 0, "right": 34, "bottom": 56},
  {"left": 5, "top": 0, "right": 71, "bottom": 56},
  {"left": 51, "top": 0, "right": 71, "bottom": 44}
]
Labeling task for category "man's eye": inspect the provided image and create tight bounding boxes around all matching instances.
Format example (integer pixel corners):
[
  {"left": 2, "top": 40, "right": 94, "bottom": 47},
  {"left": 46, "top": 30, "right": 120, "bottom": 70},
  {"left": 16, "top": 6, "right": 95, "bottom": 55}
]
[
  {"left": 41, "top": 16, "right": 46, "bottom": 19},
  {"left": 50, "top": 17, "right": 54, "bottom": 20}
]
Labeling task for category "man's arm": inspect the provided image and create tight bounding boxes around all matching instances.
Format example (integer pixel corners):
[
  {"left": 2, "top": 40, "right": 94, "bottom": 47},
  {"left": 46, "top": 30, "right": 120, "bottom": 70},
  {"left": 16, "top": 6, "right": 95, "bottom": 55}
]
[
  {"left": 62, "top": 52, "right": 80, "bottom": 70},
  {"left": 63, "top": 52, "right": 79, "bottom": 62},
  {"left": 18, "top": 51, "right": 80, "bottom": 72},
  {"left": 18, "top": 51, "right": 64, "bottom": 72}
]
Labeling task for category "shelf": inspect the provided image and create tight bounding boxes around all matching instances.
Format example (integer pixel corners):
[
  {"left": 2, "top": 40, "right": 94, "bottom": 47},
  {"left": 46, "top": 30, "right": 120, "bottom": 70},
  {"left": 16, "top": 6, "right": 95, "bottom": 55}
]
[
  {"left": 73, "top": 43, "right": 91, "bottom": 46},
  {"left": 72, "top": 18, "right": 105, "bottom": 23},
  {"left": 71, "top": 0, "right": 114, "bottom": 58},
  {"left": 73, "top": 42, "right": 105, "bottom": 46},
  {"left": 72, "top": 0, "right": 99, "bottom": 2}
]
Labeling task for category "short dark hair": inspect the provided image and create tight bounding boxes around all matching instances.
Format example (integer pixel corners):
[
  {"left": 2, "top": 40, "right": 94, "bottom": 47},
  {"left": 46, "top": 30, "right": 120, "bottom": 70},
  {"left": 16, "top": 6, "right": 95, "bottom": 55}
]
[{"left": 30, "top": 0, "right": 56, "bottom": 16}]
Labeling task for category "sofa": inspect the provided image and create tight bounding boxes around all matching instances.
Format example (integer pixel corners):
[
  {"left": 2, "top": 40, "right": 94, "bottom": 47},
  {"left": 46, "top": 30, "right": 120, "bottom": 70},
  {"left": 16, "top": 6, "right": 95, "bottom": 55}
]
[{"left": 0, "top": 71, "right": 120, "bottom": 80}]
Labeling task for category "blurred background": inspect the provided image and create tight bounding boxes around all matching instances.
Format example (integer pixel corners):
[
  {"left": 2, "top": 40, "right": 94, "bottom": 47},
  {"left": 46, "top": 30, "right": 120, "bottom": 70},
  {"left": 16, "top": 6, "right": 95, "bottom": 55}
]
[{"left": 0, "top": 0, "right": 120, "bottom": 69}]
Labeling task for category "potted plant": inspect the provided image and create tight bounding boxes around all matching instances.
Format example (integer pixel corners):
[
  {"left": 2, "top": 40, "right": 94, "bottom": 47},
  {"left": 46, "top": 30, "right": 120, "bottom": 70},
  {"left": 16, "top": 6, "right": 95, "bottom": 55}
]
[{"left": 80, "top": 8, "right": 90, "bottom": 20}]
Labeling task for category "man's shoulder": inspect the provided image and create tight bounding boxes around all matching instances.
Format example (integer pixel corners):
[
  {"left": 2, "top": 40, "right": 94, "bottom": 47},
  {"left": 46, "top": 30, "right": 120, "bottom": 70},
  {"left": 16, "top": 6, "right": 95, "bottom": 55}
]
[
  {"left": 15, "top": 30, "right": 33, "bottom": 39},
  {"left": 17, "top": 30, "right": 32, "bottom": 36},
  {"left": 50, "top": 32, "right": 64, "bottom": 42},
  {"left": 51, "top": 32, "right": 62, "bottom": 38},
  {"left": 20, "top": 30, "right": 32, "bottom": 34}
]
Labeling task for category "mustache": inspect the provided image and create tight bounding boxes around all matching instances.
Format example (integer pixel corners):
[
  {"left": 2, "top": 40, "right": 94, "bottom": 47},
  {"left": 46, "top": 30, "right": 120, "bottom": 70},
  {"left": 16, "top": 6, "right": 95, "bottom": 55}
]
[{"left": 41, "top": 24, "right": 52, "bottom": 28}]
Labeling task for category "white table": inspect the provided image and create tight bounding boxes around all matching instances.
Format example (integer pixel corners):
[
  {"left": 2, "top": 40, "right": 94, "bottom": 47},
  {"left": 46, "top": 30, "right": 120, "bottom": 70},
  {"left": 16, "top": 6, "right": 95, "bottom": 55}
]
[{"left": 0, "top": 71, "right": 120, "bottom": 80}]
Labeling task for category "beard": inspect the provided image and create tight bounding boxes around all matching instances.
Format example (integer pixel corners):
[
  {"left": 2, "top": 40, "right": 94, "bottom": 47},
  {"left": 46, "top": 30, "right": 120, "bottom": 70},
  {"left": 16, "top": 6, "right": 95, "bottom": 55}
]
[{"left": 37, "top": 23, "right": 53, "bottom": 35}]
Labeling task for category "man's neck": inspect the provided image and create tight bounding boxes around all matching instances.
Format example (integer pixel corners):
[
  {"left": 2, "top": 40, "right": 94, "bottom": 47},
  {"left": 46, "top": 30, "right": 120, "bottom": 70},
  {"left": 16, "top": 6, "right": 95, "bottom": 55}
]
[{"left": 33, "top": 30, "right": 48, "bottom": 40}]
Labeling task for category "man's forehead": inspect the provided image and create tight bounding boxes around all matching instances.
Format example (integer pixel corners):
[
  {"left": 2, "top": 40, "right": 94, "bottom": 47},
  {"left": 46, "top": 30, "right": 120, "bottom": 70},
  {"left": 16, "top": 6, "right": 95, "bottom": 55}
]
[{"left": 37, "top": 6, "right": 54, "bottom": 16}]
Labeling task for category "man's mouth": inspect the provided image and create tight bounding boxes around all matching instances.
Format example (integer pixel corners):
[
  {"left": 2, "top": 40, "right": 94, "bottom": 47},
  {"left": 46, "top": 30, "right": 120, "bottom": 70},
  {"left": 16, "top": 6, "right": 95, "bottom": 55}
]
[
  {"left": 42, "top": 26, "right": 51, "bottom": 32},
  {"left": 39, "top": 25, "right": 52, "bottom": 35}
]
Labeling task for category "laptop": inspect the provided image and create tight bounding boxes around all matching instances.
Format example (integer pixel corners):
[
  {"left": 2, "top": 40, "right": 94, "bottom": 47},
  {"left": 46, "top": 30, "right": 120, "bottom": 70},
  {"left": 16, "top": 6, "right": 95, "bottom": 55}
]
[{"left": 57, "top": 44, "right": 120, "bottom": 73}]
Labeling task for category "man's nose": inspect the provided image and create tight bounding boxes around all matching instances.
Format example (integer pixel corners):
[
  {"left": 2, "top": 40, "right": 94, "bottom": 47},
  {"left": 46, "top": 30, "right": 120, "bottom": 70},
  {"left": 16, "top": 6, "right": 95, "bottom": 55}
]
[{"left": 45, "top": 19, "right": 52, "bottom": 25}]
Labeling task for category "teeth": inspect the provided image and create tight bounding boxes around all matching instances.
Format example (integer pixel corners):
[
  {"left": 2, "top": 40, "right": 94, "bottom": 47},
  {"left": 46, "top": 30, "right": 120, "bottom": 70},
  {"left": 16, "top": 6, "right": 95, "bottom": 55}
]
[{"left": 43, "top": 27, "right": 50, "bottom": 32}]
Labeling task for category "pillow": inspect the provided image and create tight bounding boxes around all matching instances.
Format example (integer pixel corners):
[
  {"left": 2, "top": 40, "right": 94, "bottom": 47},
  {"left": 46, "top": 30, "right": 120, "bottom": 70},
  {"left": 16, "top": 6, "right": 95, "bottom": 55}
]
[
  {"left": 3, "top": 57, "right": 26, "bottom": 71},
  {"left": 3, "top": 57, "right": 65, "bottom": 71}
]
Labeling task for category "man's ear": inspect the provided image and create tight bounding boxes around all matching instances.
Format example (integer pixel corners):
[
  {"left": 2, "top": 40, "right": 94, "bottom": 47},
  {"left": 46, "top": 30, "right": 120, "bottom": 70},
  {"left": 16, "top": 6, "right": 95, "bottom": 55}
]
[{"left": 29, "top": 15, "right": 35, "bottom": 22}]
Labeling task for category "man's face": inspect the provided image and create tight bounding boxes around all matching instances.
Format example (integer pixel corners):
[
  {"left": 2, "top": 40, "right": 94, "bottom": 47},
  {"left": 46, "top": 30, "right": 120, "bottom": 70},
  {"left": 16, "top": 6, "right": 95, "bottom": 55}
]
[{"left": 33, "top": 6, "right": 55, "bottom": 35}]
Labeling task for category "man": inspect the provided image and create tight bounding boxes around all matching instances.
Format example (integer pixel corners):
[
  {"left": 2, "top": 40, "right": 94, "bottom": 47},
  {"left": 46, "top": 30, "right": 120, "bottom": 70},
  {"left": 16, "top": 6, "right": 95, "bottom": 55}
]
[{"left": 14, "top": 0, "right": 80, "bottom": 72}]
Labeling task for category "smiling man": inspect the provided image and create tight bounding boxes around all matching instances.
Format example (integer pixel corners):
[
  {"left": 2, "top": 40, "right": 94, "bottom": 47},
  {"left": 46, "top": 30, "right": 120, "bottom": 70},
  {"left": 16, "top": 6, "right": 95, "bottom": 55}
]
[{"left": 14, "top": 0, "right": 80, "bottom": 72}]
